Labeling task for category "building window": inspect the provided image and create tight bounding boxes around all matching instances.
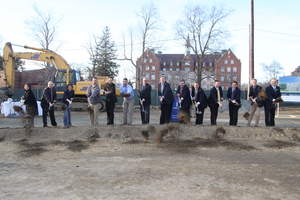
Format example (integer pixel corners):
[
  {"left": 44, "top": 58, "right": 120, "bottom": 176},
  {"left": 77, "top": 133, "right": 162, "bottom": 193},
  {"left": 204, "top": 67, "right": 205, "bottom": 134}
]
[
  {"left": 149, "top": 59, "right": 153, "bottom": 63},
  {"left": 145, "top": 72, "right": 150, "bottom": 79},
  {"left": 224, "top": 60, "right": 228, "bottom": 64},
  {"left": 176, "top": 68, "right": 180, "bottom": 71},
  {"left": 177, "top": 62, "right": 180, "bottom": 66},
  {"left": 233, "top": 76, "right": 237, "bottom": 81},
  {"left": 227, "top": 67, "right": 231, "bottom": 73},
  {"left": 145, "top": 66, "right": 150, "bottom": 71},
  {"left": 185, "top": 67, "right": 190, "bottom": 72},
  {"left": 170, "top": 61, "right": 173, "bottom": 66},
  {"left": 233, "top": 67, "right": 237, "bottom": 72},
  {"left": 144, "top": 58, "right": 148, "bottom": 63},
  {"left": 163, "top": 62, "right": 166, "bottom": 66},
  {"left": 185, "top": 61, "right": 190, "bottom": 66},
  {"left": 151, "top": 66, "right": 155, "bottom": 71},
  {"left": 170, "top": 68, "right": 173, "bottom": 71},
  {"left": 220, "top": 76, "right": 225, "bottom": 81},
  {"left": 151, "top": 73, "right": 155, "bottom": 80},
  {"left": 209, "top": 62, "right": 213, "bottom": 67},
  {"left": 227, "top": 75, "right": 231, "bottom": 81},
  {"left": 162, "top": 68, "right": 166, "bottom": 71},
  {"left": 231, "top": 60, "right": 234, "bottom": 64},
  {"left": 221, "top": 66, "right": 225, "bottom": 72}
]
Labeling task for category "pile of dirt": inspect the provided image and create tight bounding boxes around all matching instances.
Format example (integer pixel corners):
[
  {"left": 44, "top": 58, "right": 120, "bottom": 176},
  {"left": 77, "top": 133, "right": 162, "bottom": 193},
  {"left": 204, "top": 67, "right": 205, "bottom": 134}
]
[
  {"left": 263, "top": 140, "right": 298, "bottom": 149},
  {"left": 158, "top": 137, "right": 257, "bottom": 153}
]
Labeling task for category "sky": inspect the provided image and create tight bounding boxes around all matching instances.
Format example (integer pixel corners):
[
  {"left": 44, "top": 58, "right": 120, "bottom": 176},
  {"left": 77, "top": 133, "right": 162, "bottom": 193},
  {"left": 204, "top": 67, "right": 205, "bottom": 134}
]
[{"left": 0, "top": 0, "right": 300, "bottom": 84}]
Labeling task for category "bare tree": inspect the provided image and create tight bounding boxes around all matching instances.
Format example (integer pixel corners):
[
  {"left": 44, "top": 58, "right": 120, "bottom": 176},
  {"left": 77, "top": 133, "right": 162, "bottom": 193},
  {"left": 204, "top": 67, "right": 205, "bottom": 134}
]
[
  {"left": 120, "top": 2, "right": 159, "bottom": 89},
  {"left": 86, "top": 37, "right": 98, "bottom": 79},
  {"left": 26, "top": 6, "right": 61, "bottom": 70},
  {"left": 27, "top": 6, "right": 61, "bottom": 50},
  {"left": 176, "top": 4, "right": 230, "bottom": 86},
  {"left": 261, "top": 60, "right": 284, "bottom": 81}
]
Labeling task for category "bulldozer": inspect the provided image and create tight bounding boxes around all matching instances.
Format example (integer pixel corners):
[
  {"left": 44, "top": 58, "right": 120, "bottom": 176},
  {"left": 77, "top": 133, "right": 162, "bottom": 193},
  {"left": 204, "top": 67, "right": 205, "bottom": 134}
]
[{"left": 0, "top": 42, "right": 119, "bottom": 110}]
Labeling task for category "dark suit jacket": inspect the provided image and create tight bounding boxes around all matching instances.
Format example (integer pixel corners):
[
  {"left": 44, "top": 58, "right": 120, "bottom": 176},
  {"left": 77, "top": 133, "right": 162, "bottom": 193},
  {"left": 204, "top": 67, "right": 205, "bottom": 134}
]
[
  {"left": 208, "top": 86, "right": 223, "bottom": 106},
  {"left": 176, "top": 85, "right": 192, "bottom": 110},
  {"left": 104, "top": 82, "right": 117, "bottom": 103},
  {"left": 42, "top": 87, "right": 57, "bottom": 104},
  {"left": 191, "top": 86, "right": 208, "bottom": 110},
  {"left": 265, "top": 85, "right": 281, "bottom": 104},
  {"left": 158, "top": 82, "right": 174, "bottom": 105},
  {"left": 227, "top": 87, "right": 241, "bottom": 105},
  {"left": 140, "top": 83, "right": 152, "bottom": 105},
  {"left": 249, "top": 85, "right": 262, "bottom": 99}
]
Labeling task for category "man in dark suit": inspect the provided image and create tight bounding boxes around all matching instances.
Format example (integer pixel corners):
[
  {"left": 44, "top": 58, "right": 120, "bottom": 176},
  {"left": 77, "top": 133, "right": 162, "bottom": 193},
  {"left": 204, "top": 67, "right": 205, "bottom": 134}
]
[
  {"left": 227, "top": 81, "right": 241, "bottom": 126},
  {"left": 41, "top": 81, "right": 57, "bottom": 127},
  {"left": 208, "top": 80, "right": 223, "bottom": 125},
  {"left": 139, "top": 77, "right": 152, "bottom": 124},
  {"left": 264, "top": 78, "right": 281, "bottom": 126},
  {"left": 248, "top": 78, "right": 263, "bottom": 126},
  {"left": 191, "top": 82, "right": 208, "bottom": 125},
  {"left": 158, "top": 76, "right": 174, "bottom": 124},
  {"left": 104, "top": 77, "right": 117, "bottom": 125},
  {"left": 176, "top": 80, "right": 192, "bottom": 123}
]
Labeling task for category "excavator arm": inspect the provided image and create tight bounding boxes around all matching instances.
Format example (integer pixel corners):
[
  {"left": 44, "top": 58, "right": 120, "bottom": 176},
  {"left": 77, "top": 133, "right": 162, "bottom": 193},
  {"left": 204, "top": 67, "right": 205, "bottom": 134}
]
[
  {"left": 2, "top": 42, "right": 15, "bottom": 89},
  {"left": 1, "top": 42, "right": 73, "bottom": 89}
]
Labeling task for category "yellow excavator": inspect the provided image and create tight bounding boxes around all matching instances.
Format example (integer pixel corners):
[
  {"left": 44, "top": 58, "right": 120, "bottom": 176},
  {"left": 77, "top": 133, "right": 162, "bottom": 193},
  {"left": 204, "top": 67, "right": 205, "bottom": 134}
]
[{"left": 0, "top": 42, "right": 119, "bottom": 110}]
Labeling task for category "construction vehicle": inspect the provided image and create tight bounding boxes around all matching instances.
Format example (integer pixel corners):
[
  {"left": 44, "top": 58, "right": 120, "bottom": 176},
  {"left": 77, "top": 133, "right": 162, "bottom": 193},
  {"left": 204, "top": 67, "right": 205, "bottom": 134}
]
[{"left": 0, "top": 42, "right": 119, "bottom": 110}]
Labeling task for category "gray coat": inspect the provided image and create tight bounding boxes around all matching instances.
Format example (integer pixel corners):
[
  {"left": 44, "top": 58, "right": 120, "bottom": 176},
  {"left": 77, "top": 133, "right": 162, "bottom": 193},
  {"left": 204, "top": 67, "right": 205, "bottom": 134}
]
[{"left": 87, "top": 84, "right": 101, "bottom": 104}]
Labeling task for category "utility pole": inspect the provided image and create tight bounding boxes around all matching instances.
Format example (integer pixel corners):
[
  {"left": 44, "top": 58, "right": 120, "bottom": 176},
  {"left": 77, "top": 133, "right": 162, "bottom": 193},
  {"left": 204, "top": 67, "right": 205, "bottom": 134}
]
[
  {"left": 247, "top": 0, "right": 255, "bottom": 100},
  {"left": 249, "top": 0, "right": 255, "bottom": 81}
]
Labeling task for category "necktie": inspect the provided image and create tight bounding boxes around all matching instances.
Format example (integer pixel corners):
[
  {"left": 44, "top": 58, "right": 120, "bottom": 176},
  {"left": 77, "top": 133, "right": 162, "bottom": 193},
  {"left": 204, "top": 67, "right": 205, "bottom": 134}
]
[{"left": 50, "top": 88, "right": 53, "bottom": 102}]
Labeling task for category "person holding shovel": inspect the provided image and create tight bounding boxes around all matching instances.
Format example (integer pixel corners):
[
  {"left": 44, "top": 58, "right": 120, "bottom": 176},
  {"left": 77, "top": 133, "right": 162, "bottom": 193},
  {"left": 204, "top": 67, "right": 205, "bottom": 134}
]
[
  {"left": 176, "top": 79, "right": 192, "bottom": 123},
  {"left": 22, "top": 83, "right": 38, "bottom": 128},
  {"left": 87, "top": 77, "right": 101, "bottom": 127},
  {"left": 104, "top": 77, "right": 117, "bottom": 125},
  {"left": 63, "top": 84, "right": 75, "bottom": 128},
  {"left": 139, "top": 77, "right": 152, "bottom": 124},
  {"left": 227, "top": 81, "right": 241, "bottom": 126},
  {"left": 41, "top": 81, "right": 57, "bottom": 127}
]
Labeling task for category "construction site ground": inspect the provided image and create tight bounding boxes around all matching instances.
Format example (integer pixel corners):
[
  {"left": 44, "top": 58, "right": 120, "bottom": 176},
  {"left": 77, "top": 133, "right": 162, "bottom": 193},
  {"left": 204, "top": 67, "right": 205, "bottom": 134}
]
[{"left": 0, "top": 108, "right": 300, "bottom": 200}]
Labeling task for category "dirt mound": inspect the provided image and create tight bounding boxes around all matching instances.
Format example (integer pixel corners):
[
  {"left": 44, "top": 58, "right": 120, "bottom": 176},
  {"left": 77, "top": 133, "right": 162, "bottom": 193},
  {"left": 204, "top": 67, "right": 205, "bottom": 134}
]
[{"left": 263, "top": 140, "right": 298, "bottom": 149}]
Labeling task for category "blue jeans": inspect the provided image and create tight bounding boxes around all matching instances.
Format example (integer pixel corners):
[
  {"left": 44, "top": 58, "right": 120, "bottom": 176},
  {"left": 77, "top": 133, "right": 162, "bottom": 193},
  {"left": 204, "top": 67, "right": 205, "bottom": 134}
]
[{"left": 63, "top": 105, "right": 72, "bottom": 127}]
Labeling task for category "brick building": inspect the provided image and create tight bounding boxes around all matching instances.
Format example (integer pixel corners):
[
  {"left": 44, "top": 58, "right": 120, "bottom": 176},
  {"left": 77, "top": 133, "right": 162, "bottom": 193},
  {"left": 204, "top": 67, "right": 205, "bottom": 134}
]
[
  {"left": 291, "top": 66, "right": 300, "bottom": 76},
  {"left": 137, "top": 48, "right": 241, "bottom": 90}
]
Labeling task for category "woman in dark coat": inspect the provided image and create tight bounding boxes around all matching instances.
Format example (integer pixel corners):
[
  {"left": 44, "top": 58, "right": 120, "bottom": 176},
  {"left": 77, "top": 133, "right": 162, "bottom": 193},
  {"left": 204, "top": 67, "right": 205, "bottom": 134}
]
[
  {"left": 22, "top": 83, "right": 38, "bottom": 128},
  {"left": 63, "top": 84, "right": 75, "bottom": 128}
]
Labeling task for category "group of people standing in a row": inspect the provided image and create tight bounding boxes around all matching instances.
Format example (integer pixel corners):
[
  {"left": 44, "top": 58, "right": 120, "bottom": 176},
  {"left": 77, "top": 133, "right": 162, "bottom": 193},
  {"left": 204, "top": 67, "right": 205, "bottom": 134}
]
[
  {"left": 157, "top": 76, "right": 281, "bottom": 127},
  {"left": 20, "top": 75, "right": 281, "bottom": 128}
]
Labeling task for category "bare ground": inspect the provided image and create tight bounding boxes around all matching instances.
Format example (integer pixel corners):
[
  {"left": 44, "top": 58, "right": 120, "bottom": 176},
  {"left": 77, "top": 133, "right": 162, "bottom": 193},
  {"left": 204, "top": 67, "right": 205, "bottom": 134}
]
[{"left": 0, "top": 125, "right": 300, "bottom": 200}]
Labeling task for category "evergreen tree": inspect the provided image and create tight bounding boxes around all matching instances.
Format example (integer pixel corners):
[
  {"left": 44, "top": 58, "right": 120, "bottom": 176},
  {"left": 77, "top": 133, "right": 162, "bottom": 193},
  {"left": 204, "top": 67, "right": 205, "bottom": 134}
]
[{"left": 90, "top": 26, "right": 119, "bottom": 78}]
